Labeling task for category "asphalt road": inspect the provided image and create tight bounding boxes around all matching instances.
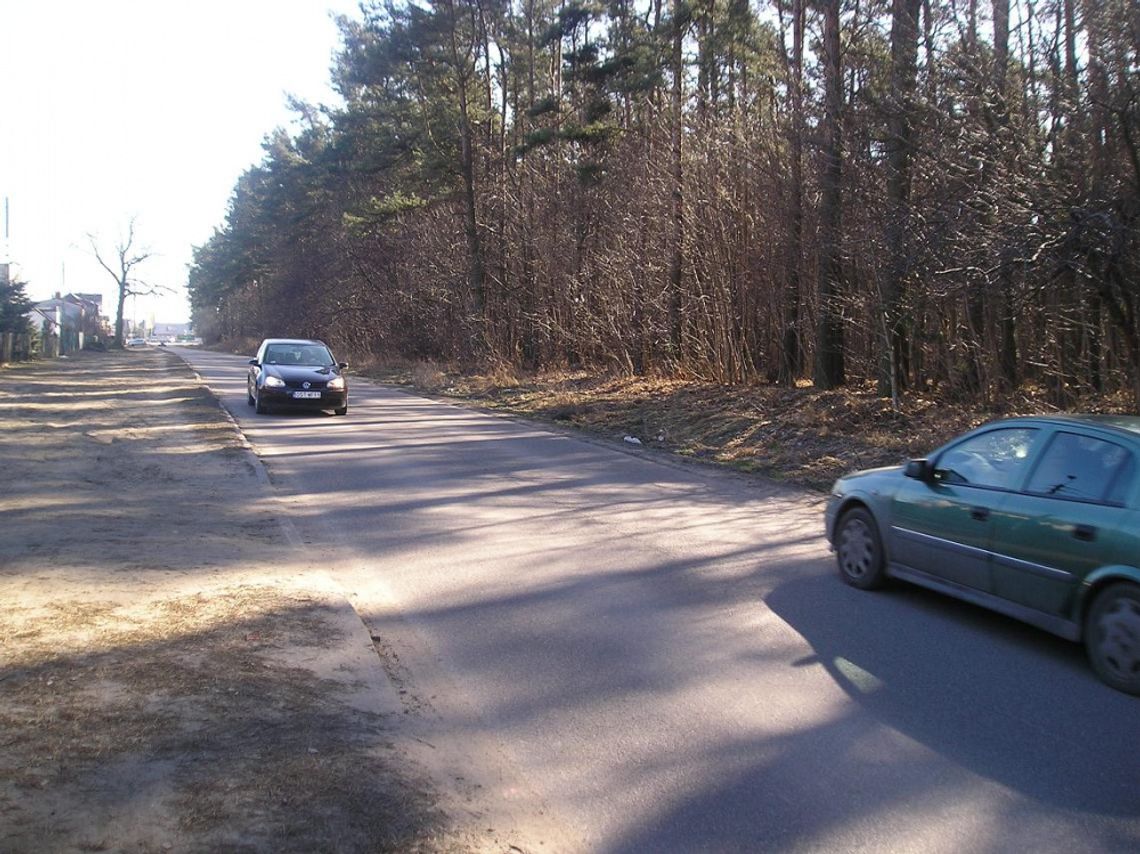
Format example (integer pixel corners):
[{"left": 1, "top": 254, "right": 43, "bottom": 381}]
[{"left": 181, "top": 347, "right": 1140, "bottom": 853}]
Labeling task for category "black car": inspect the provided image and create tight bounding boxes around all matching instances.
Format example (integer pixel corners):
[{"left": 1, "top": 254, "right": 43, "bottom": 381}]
[{"left": 247, "top": 338, "right": 348, "bottom": 416}]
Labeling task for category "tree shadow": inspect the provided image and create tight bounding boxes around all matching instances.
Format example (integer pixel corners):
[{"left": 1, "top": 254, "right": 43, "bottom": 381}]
[
  {"left": 1, "top": 596, "right": 447, "bottom": 852},
  {"left": 175, "top": 347, "right": 1140, "bottom": 850},
  {"left": 606, "top": 575, "right": 1140, "bottom": 852}
]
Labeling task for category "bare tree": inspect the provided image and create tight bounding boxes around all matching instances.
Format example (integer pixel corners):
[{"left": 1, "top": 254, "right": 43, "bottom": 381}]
[{"left": 90, "top": 217, "right": 160, "bottom": 347}]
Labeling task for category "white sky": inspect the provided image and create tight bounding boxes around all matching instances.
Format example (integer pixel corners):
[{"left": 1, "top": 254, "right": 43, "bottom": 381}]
[{"left": 0, "top": 0, "right": 360, "bottom": 326}]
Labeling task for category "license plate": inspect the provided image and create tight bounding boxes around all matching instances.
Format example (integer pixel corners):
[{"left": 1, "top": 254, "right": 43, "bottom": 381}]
[{"left": 293, "top": 391, "right": 322, "bottom": 399}]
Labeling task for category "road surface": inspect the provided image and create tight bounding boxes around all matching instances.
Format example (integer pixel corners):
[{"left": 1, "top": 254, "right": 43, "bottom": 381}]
[{"left": 181, "top": 347, "right": 1140, "bottom": 853}]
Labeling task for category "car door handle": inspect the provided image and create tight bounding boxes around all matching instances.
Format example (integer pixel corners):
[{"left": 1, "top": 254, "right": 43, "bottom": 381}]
[
  {"left": 970, "top": 506, "right": 990, "bottom": 522},
  {"left": 1073, "top": 524, "right": 1097, "bottom": 542}
]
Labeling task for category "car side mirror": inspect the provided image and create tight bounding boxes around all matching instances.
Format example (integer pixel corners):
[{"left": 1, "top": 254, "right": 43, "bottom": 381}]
[
  {"left": 338, "top": 362, "right": 348, "bottom": 369},
  {"left": 904, "top": 459, "right": 930, "bottom": 480},
  {"left": 249, "top": 359, "right": 259, "bottom": 366}
]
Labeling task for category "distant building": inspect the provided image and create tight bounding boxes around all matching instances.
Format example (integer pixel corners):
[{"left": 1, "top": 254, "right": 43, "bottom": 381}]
[
  {"left": 31, "top": 292, "right": 107, "bottom": 354},
  {"left": 151, "top": 322, "right": 190, "bottom": 340},
  {"left": 73, "top": 292, "right": 104, "bottom": 313}
]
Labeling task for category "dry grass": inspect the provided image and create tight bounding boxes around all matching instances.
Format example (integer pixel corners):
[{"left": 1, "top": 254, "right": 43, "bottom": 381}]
[
  {"left": 411, "top": 360, "right": 448, "bottom": 392},
  {"left": 1, "top": 584, "right": 449, "bottom": 853}
]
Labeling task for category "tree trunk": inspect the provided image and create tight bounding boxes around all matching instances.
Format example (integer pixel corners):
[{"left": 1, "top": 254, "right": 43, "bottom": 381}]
[
  {"left": 445, "top": 0, "right": 487, "bottom": 338},
  {"left": 777, "top": 0, "right": 805, "bottom": 385},
  {"left": 878, "top": 0, "right": 922, "bottom": 401},
  {"left": 814, "top": 0, "right": 845, "bottom": 389},
  {"left": 992, "top": 0, "right": 1018, "bottom": 393},
  {"left": 115, "top": 285, "right": 127, "bottom": 346},
  {"left": 668, "top": 0, "right": 685, "bottom": 363}
]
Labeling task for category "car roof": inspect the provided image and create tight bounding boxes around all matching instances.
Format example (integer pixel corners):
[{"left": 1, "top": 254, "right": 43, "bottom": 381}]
[
  {"left": 998, "top": 414, "right": 1140, "bottom": 440},
  {"left": 259, "top": 338, "right": 328, "bottom": 347}
]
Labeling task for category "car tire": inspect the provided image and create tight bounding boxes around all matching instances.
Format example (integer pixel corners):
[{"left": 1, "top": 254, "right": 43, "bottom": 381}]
[
  {"left": 836, "top": 507, "right": 887, "bottom": 590},
  {"left": 1085, "top": 582, "right": 1140, "bottom": 695},
  {"left": 247, "top": 386, "right": 255, "bottom": 406},
  {"left": 254, "top": 392, "right": 268, "bottom": 415},
  {"left": 334, "top": 405, "right": 348, "bottom": 416}
]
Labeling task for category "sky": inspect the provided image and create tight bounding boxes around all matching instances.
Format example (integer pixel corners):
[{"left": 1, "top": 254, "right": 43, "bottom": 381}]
[{"left": 0, "top": 0, "right": 361, "bottom": 326}]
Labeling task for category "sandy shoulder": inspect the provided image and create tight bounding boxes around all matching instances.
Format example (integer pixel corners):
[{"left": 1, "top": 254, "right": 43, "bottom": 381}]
[{"left": 0, "top": 349, "right": 451, "bottom": 852}]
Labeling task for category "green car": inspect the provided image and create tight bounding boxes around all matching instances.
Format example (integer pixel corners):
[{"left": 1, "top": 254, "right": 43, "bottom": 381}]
[{"left": 825, "top": 415, "right": 1140, "bottom": 695}]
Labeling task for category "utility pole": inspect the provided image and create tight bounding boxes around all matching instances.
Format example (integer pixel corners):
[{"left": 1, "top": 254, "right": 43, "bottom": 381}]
[
  {"left": 1, "top": 197, "right": 10, "bottom": 289},
  {"left": 2, "top": 196, "right": 10, "bottom": 265}
]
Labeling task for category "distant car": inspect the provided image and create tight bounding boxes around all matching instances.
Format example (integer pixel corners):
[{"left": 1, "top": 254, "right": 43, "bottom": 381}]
[
  {"left": 825, "top": 415, "right": 1140, "bottom": 695},
  {"left": 247, "top": 338, "right": 348, "bottom": 416},
  {"left": 125, "top": 337, "right": 147, "bottom": 347}
]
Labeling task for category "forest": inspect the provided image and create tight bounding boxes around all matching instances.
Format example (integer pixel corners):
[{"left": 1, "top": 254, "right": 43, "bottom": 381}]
[{"left": 186, "top": 0, "right": 1140, "bottom": 407}]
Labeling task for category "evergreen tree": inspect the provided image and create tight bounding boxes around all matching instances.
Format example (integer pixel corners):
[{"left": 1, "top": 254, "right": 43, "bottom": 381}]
[{"left": 0, "top": 275, "right": 33, "bottom": 334}]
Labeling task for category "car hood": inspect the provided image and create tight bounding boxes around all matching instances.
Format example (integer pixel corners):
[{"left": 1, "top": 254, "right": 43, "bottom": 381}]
[
  {"left": 833, "top": 463, "right": 905, "bottom": 494},
  {"left": 263, "top": 365, "right": 342, "bottom": 382}
]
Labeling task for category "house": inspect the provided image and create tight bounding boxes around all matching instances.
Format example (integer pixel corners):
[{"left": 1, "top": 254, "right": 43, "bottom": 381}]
[
  {"left": 73, "top": 293, "right": 104, "bottom": 314},
  {"left": 31, "top": 292, "right": 107, "bottom": 355}
]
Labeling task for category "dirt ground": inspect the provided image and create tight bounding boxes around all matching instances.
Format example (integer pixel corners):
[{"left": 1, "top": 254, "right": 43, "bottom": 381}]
[{"left": 0, "top": 349, "right": 463, "bottom": 853}]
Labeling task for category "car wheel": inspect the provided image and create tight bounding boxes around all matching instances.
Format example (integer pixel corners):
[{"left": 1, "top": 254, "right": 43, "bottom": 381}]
[
  {"left": 254, "top": 391, "right": 268, "bottom": 414},
  {"left": 1085, "top": 582, "right": 1140, "bottom": 695},
  {"left": 836, "top": 507, "right": 887, "bottom": 590},
  {"left": 334, "top": 405, "right": 347, "bottom": 416},
  {"left": 247, "top": 385, "right": 255, "bottom": 406}
]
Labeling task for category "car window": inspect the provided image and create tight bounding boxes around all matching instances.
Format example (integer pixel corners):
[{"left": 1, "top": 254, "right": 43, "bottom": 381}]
[
  {"left": 298, "top": 346, "right": 333, "bottom": 366},
  {"left": 933, "top": 427, "right": 1038, "bottom": 490},
  {"left": 1105, "top": 453, "right": 1136, "bottom": 505},
  {"left": 262, "top": 344, "right": 333, "bottom": 366},
  {"left": 1024, "top": 431, "right": 1135, "bottom": 505}
]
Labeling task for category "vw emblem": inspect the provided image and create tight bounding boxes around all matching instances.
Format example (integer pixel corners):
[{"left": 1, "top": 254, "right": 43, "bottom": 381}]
[{"left": 302, "top": 381, "right": 311, "bottom": 389}]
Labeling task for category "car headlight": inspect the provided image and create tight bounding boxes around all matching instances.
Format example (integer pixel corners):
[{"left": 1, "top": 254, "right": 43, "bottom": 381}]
[
  {"left": 326, "top": 376, "right": 345, "bottom": 391},
  {"left": 264, "top": 375, "right": 286, "bottom": 388}
]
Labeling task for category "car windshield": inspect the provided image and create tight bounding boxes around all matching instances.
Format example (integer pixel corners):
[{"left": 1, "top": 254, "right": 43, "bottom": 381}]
[
  {"left": 934, "top": 427, "right": 1037, "bottom": 490},
  {"left": 263, "top": 344, "right": 335, "bottom": 367}
]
